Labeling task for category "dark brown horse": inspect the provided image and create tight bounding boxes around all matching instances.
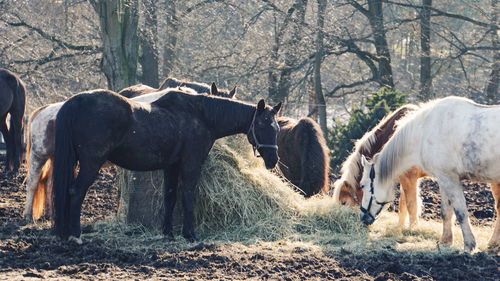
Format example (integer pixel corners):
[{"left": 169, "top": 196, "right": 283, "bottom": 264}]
[
  {"left": 52, "top": 86, "right": 281, "bottom": 244},
  {"left": 169, "top": 81, "right": 328, "bottom": 197},
  {"left": 160, "top": 77, "right": 236, "bottom": 98},
  {"left": 0, "top": 69, "right": 26, "bottom": 174},
  {"left": 277, "top": 117, "right": 330, "bottom": 197}
]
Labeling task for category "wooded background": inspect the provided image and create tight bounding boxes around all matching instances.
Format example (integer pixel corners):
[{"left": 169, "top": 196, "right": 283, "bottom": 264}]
[{"left": 0, "top": 0, "right": 498, "bottom": 168}]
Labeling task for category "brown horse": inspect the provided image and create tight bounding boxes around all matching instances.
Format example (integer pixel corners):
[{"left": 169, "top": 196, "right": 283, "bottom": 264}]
[
  {"left": 277, "top": 117, "right": 330, "bottom": 197},
  {"left": 160, "top": 77, "right": 236, "bottom": 98},
  {"left": 332, "top": 104, "right": 428, "bottom": 226},
  {"left": 0, "top": 69, "right": 26, "bottom": 174}
]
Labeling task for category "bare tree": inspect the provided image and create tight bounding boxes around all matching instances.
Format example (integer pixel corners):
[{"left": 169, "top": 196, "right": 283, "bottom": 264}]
[
  {"left": 140, "top": 0, "right": 160, "bottom": 87},
  {"left": 162, "top": 0, "right": 178, "bottom": 77},
  {"left": 419, "top": 0, "right": 433, "bottom": 100},
  {"left": 90, "top": 0, "right": 140, "bottom": 91},
  {"left": 314, "top": 0, "right": 327, "bottom": 138},
  {"left": 485, "top": 0, "right": 499, "bottom": 103}
]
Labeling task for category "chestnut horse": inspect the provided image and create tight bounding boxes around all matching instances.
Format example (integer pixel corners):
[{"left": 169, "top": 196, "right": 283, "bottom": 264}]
[
  {"left": 277, "top": 117, "right": 330, "bottom": 197},
  {"left": 0, "top": 69, "right": 26, "bottom": 174},
  {"left": 332, "top": 104, "right": 428, "bottom": 227}
]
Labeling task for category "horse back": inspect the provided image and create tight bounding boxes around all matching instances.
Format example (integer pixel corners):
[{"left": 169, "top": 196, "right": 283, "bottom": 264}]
[
  {"left": 118, "top": 84, "right": 157, "bottom": 98},
  {"left": 61, "top": 90, "right": 134, "bottom": 154}
]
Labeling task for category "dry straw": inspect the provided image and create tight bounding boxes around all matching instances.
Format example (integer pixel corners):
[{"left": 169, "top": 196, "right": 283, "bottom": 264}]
[{"left": 117, "top": 135, "right": 366, "bottom": 243}]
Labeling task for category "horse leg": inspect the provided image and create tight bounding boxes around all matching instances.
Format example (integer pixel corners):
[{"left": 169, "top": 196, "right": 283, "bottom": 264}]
[
  {"left": 399, "top": 169, "right": 421, "bottom": 227},
  {"left": 9, "top": 108, "right": 24, "bottom": 173},
  {"left": 179, "top": 145, "right": 211, "bottom": 242},
  {"left": 437, "top": 176, "right": 476, "bottom": 252},
  {"left": 23, "top": 153, "right": 47, "bottom": 220},
  {"left": 67, "top": 160, "right": 102, "bottom": 244},
  {"left": 0, "top": 116, "right": 13, "bottom": 171},
  {"left": 398, "top": 177, "right": 409, "bottom": 227},
  {"left": 162, "top": 164, "right": 179, "bottom": 240},
  {"left": 438, "top": 183, "right": 454, "bottom": 247},
  {"left": 487, "top": 182, "right": 500, "bottom": 252}
]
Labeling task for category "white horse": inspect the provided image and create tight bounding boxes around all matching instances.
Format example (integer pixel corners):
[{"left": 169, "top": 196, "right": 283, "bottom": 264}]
[
  {"left": 23, "top": 86, "right": 198, "bottom": 221},
  {"left": 359, "top": 96, "right": 500, "bottom": 253},
  {"left": 332, "top": 104, "right": 428, "bottom": 227}
]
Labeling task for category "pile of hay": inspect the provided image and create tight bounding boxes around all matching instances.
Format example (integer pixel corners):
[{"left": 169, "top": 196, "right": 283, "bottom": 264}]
[{"left": 118, "top": 135, "right": 366, "bottom": 242}]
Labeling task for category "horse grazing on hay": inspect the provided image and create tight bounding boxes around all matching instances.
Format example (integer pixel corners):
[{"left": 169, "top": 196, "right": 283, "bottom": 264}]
[
  {"left": 0, "top": 69, "right": 26, "bottom": 174},
  {"left": 277, "top": 117, "right": 330, "bottom": 197},
  {"left": 160, "top": 77, "right": 237, "bottom": 98},
  {"left": 359, "top": 96, "right": 500, "bottom": 253},
  {"left": 170, "top": 80, "right": 329, "bottom": 197},
  {"left": 23, "top": 86, "right": 178, "bottom": 221},
  {"left": 52, "top": 86, "right": 281, "bottom": 244},
  {"left": 332, "top": 104, "right": 428, "bottom": 227}
]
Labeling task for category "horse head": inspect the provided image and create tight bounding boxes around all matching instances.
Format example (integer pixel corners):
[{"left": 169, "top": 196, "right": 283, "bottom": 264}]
[
  {"left": 332, "top": 179, "right": 363, "bottom": 206},
  {"left": 359, "top": 154, "right": 394, "bottom": 225},
  {"left": 247, "top": 99, "right": 281, "bottom": 169}
]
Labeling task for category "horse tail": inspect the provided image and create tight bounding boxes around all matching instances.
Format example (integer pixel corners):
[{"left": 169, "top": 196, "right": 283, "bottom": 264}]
[
  {"left": 32, "top": 158, "right": 53, "bottom": 220},
  {"left": 298, "top": 118, "right": 330, "bottom": 197},
  {"left": 53, "top": 101, "right": 77, "bottom": 239},
  {"left": 6, "top": 73, "right": 26, "bottom": 170}
]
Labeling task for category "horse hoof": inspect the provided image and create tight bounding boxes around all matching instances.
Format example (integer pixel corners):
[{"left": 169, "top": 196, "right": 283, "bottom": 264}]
[{"left": 68, "top": 236, "right": 83, "bottom": 245}]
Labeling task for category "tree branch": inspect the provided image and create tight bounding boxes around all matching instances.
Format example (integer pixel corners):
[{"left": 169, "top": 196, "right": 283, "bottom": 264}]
[
  {"left": 4, "top": 19, "right": 100, "bottom": 51},
  {"left": 386, "top": 0, "right": 493, "bottom": 28}
]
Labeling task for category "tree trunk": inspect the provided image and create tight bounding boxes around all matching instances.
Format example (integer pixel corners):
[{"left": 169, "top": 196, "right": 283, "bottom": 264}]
[
  {"left": 419, "top": 0, "right": 433, "bottom": 100},
  {"left": 485, "top": 0, "right": 499, "bottom": 103},
  {"left": 162, "top": 0, "right": 178, "bottom": 77},
  {"left": 91, "top": 0, "right": 140, "bottom": 91},
  {"left": 140, "top": 0, "right": 159, "bottom": 88},
  {"left": 268, "top": 1, "right": 308, "bottom": 106},
  {"left": 308, "top": 76, "right": 318, "bottom": 121},
  {"left": 314, "top": 0, "right": 328, "bottom": 139},
  {"left": 367, "top": 0, "right": 394, "bottom": 88}
]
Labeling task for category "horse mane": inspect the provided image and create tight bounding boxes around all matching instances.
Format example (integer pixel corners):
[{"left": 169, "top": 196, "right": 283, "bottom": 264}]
[
  {"left": 377, "top": 96, "right": 481, "bottom": 184},
  {"left": 376, "top": 101, "right": 441, "bottom": 185},
  {"left": 337, "top": 104, "right": 419, "bottom": 190}
]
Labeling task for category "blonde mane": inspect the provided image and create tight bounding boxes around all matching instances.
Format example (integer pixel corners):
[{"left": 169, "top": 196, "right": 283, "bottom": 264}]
[
  {"left": 376, "top": 100, "right": 445, "bottom": 185},
  {"left": 335, "top": 104, "right": 419, "bottom": 191}
]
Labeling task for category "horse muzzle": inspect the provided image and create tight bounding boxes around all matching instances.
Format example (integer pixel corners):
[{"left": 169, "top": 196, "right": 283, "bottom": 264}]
[{"left": 360, "top": 212, "right": 375, "bottom": 225}]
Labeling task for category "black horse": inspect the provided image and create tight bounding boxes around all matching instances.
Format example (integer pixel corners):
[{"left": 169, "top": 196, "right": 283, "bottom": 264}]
[
  {"left": 53, "top": 85, "right": 281, "bottom": 243},
  {"left": 160, "top": 77, "right": 237, "bottom": 98},
  {"left": 0, "top": 69, "right": 26, "bottom": 174}
]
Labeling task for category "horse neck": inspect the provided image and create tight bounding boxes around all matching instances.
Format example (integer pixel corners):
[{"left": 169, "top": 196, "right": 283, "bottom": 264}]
[
  {"left": 201, "top": 97, "right": 255, "bottom": 139},
  {"left": 376, "top": 125, "right": 421, "bottom": 187}
]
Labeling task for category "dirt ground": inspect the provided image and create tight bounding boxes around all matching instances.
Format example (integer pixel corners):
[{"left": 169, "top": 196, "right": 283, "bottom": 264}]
[{"left": 0, "top": 166, "right": 499, "bottom": 280}]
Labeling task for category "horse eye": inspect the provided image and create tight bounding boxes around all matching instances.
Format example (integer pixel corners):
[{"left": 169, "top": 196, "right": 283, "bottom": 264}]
[{"left": 359, "top": 185, "right": 364, "bottom": 190}]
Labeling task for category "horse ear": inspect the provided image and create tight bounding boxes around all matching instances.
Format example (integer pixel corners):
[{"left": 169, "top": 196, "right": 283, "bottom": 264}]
[
  {"left": 210, "top": 82, "right": 219, "bottom": 96},
  {"left": 361, "top": 155, "right": 369, "bottom": 167},
  {"left": 229, "top": 86, "right": 237, "bottom": 98},
  {"left": 272, "top": 102, "right": 282, "bottom": 115},
  {"left": 257, "top": 99, "right": 265, "bottom": 112},
  {"left": 373, "top": 153, "right": 380, "bottom": 163}
]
